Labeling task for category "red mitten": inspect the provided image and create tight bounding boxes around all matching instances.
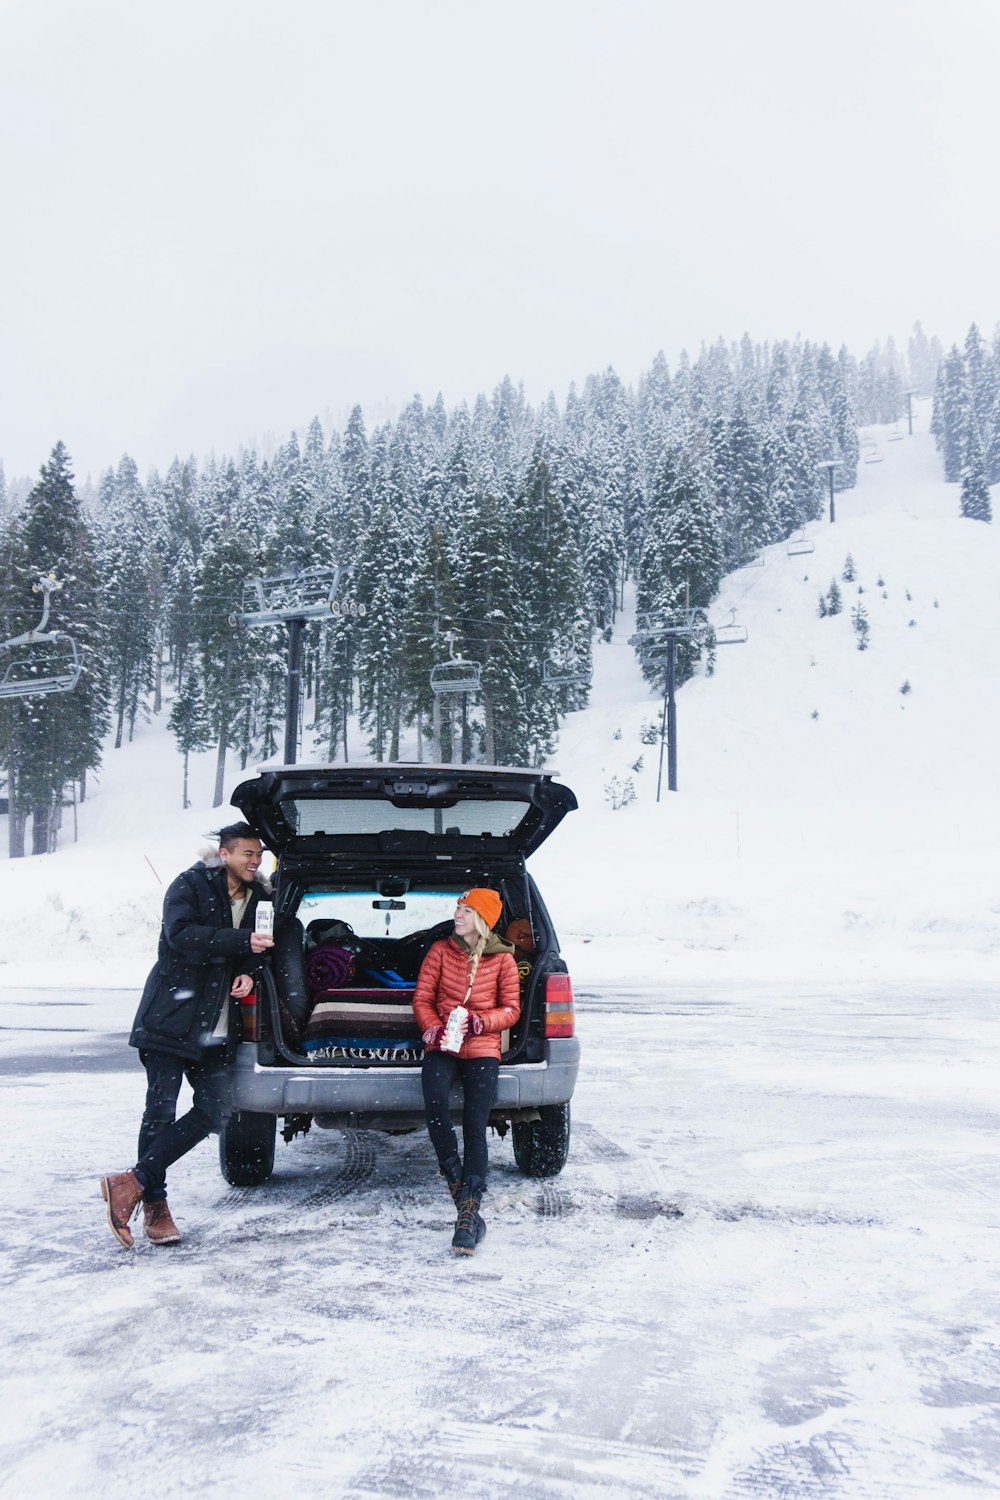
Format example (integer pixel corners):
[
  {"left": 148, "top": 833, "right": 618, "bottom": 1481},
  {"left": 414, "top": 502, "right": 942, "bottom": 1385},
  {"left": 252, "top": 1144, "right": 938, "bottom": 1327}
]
[
  {"left": 422, "top": 1025, "right": 445, "bottom": 1050},
  {"left": 468, "top": 1012, "right": 485, "bottom": 1036}
]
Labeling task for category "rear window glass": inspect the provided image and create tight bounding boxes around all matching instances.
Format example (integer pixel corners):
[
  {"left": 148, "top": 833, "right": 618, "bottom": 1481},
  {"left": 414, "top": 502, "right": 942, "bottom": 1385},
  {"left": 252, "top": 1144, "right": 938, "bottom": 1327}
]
[
  {"left": 280, "top": 797, "right": 527, "bottom": 840},
  {"left": 298, "top": 888, "right": 463, "bottom": 939}
]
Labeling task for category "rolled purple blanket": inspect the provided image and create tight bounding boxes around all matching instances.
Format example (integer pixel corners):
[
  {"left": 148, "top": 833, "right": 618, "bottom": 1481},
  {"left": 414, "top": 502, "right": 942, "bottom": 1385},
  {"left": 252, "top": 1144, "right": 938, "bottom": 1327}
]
[{"left": 306, "top": 944, "right": 355, "bottom": 993}]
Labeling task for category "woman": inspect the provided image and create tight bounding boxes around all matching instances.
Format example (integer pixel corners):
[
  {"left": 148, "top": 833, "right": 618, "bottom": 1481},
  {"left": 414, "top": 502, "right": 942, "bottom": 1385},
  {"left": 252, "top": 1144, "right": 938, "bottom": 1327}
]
[{"left": 412, "top": 887, "right": 520, "bottom": 1255}]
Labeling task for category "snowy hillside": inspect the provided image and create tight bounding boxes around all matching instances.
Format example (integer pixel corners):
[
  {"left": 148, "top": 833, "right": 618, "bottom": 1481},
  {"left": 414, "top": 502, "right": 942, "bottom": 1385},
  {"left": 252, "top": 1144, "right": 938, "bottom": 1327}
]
[{"left": 1, "top": 401, "right": 997, "bottom": 991}]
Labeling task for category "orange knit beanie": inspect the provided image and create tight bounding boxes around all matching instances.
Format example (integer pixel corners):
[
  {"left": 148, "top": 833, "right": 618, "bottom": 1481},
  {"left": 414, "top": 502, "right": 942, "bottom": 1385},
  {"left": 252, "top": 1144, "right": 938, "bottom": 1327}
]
[{"left": 459, "top": 887, "right": 502, "bottom": 929}]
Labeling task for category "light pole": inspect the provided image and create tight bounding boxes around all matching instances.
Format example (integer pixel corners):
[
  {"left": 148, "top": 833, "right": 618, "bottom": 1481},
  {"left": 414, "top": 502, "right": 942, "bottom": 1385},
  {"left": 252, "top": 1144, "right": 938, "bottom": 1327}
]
[{"left": 818, "top": 458, "right": 842, "bottom": 523}]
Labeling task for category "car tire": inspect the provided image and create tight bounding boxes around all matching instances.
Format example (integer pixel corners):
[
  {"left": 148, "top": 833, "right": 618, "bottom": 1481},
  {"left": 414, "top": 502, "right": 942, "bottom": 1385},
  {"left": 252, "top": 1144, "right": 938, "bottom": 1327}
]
[
  {"left": 512, "top": 1101, "right": 570, "bottom": 1178},
  {"left": 219, "top": 1110, "right": 276, "bottom": 1186}
]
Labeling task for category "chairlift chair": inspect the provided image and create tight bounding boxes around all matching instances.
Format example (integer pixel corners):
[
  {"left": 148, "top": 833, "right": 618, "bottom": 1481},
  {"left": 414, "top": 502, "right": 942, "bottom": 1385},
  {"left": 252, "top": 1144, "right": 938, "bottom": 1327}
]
[
  {"left": 887, "top": 425, "right": 904, "bottom": 442},
  {"left": 863, "top": 447, "right": 884, "bottom": 464},
  {"left": 430, "top": 658, "right": 482, "bottom": 695},
  {"left": 0, "top": 576, "right": 82, "bottom": 699},
  {"left": 711, "top": 609, "right": 748, "bottom": 647},
  {"left": 542, "top": 660, "right": 593, "bottom": 687},
  {"left": 786, "top": 532, "right": 815, "bottom": 557},
  {"left": 638, "top": 644, "right": 673, "bottom": 666}
]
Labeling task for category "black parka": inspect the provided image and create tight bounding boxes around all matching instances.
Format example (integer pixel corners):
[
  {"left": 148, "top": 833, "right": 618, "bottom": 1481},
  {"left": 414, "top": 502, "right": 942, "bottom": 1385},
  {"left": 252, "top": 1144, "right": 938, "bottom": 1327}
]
[{"left": 130, "top": 860, "right": 269, "bottom": 1062}]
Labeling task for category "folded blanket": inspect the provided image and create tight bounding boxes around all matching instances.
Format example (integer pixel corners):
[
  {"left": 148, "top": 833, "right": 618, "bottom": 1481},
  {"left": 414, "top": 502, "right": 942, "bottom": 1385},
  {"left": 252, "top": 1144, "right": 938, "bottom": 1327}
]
[
  {"left": 306, "top": 944, "right": 355, "bottom": 993},
  {"left": 301, "top": 987, "right": 420, "bottom": 1049}
]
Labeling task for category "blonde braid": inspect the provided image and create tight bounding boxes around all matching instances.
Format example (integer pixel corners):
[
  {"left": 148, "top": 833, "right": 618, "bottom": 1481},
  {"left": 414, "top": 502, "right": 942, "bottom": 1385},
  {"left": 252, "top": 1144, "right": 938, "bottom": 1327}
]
[{"left": 461, "top": 909, "right": 490, "bottom": 996}]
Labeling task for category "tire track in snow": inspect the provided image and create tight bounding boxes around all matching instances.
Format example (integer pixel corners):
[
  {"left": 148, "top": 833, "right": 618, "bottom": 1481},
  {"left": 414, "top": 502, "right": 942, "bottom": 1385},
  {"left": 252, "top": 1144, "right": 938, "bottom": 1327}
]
[{"left": 346, "top": 1420, "right": 702, "bottom": 1499}]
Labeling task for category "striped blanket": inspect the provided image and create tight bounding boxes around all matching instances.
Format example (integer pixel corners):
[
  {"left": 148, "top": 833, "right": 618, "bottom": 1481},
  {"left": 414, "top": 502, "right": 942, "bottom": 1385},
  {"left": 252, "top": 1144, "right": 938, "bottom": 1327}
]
[{"left": 301, "top": 986, "right": 421, "bottom": 1063}]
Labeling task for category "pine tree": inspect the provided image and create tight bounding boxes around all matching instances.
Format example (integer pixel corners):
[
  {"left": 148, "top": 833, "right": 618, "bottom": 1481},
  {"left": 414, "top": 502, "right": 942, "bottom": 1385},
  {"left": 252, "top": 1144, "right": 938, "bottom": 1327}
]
[
  {"left": 341, "top": 405, "right": 372, "bottom": 543},
  {"left": 194, "top": 518, "right": 261, "bottom": 805},
  {"left": 352, "top": 494, "right": 411, "bottom": 760},
  {"left": 908, "top": 321, "right": 939, "bottom": 396},
  {"left": 168, "top": 663, "right": 212, "bottom": 808},
  {"left": 851, "top": 602, "right": 870, "bottom": 650},
  {"left": 938, "top": 345, "right": 971, "bottom": 482},
  {"left": 459, "top": 490, "right": 529, "bottom": 764},
  {"left": 959, "top": 420, "right": 993, "bottom": 522},
  {"left": 0, "top": 444, "right": 108, "bottom": 854},
  {"left": 985, "top": 384, "right": 1000, "bottom": 485},
  {"left": 515, "top": 454, "right": 591, "bottom": 763},
  {"left": 399, "top": 522, "right": 460, "bottom": 762},
  {"left": 726, "top": 393, "right": 780, "bottom": 561},
  {"left": 99, "top": 456, "right": 156, "bottom": 748},
  {"left": 166, "top": 541, "right": 198, "bottom": 688}
]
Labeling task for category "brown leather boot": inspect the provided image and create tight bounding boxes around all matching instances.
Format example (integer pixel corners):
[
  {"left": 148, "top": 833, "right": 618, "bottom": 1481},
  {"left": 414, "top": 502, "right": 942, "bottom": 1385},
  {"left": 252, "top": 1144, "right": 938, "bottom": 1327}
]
[
  {"left": 99, "top": 1170, "right": 143, "bottom": 1248},
  {"left": 143, "top": 1200, "right": 181, "bottom": 1246}
]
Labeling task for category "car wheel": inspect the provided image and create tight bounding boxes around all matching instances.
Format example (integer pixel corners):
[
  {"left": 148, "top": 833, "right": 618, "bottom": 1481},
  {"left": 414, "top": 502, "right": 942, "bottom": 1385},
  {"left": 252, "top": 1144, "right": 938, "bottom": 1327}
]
[
  {"left": 219, "top": 1110, "right": 276, "bottom": 1186},
  {"left": 512, "top": 1101, "right": 570, "bottom": 1178}
]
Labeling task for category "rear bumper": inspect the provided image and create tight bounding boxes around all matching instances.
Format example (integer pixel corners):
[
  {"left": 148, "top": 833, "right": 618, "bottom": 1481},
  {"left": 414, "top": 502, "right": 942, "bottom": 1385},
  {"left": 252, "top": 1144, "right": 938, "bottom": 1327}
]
[{"left": 220, "top": 1036, "right": 580, "bottom": 1120}]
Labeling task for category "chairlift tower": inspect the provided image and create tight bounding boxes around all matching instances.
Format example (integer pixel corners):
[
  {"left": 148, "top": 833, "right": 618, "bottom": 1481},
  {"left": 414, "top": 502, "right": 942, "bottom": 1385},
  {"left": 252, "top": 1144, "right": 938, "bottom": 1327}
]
[
  {"left": 818, "top": 458, "right": 842, "bottom": 524},
  {"left": 630, "top": 608, "right": 747, "bottom": 799},
  {"left": 237, "top": 565, "right": 363, "bottom": 764},
  {"left": 903, "top": 388, "right": 919, "bottom": 436}
]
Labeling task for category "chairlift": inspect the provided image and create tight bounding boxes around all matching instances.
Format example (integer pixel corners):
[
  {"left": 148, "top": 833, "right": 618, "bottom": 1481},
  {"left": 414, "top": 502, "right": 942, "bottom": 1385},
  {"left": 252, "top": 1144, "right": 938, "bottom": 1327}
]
[
  {"left": 887, "top": 425, "right": 904, "bottom": 442},
  {"left": 430, "top": 657, "right": 482, "bottom": 695},
  {"left": 542, "top": 660, "right": 593, "bottom": 687},
  {"left": 863, "top": 447, "right": 884, "bottom": 464},
  {"left": 0, "top": 576, "right": 82, "bottom": 700},
  {"left": 236, "top": 565, "right": 357, "bottom": 626},
  {"left": 736, "top": 551, "right": 765, "bottom": 569},
  {"left": 638, "top": 643, "right": 673, "bottom": 665},
  {"left": 786, "top": 531, "right": 815, "bottom": 557},
  {"left": 712, "top": 610, "right": 748, "bottom": 647}
]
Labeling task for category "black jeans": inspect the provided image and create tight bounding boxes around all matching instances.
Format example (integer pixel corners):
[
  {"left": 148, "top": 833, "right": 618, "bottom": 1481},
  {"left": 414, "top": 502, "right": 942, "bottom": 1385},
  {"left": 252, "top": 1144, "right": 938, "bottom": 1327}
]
[
  {"left": 133, "top": 1049, "right": 232, "bottom": 1201},
  {"left": 421, "top": 1050, "right": 500, "bottom": 1187}
]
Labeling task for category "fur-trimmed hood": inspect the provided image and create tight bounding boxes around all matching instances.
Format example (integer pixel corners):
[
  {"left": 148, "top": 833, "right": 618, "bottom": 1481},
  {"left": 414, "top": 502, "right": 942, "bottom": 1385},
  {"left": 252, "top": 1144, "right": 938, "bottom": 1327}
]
[{"left": 197, "top": 845, "right": 273, "bottom": 897}]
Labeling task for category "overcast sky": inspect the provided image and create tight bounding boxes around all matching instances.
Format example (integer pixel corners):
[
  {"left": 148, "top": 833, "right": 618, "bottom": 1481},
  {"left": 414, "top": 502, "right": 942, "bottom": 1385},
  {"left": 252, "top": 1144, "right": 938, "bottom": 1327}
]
[{"left": 2, "top": 0, "right": 998, "bottom": 483}]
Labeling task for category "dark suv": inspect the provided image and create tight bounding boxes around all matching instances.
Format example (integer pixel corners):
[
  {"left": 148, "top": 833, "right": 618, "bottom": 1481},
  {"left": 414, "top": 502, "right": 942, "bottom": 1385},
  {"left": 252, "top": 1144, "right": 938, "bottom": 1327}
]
[{"left": 214, "top": 764, "right": 580, "bottom": 1187}]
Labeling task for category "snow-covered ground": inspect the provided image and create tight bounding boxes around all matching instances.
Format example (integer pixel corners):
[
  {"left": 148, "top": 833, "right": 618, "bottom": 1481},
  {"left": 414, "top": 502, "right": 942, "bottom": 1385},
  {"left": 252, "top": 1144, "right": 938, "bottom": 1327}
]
[
  {"left": 3, "top": 979, "right": 998, "bottom": 1497},
  {"left": 2, "top": 404, "right": 999, "bottom": 1497}
]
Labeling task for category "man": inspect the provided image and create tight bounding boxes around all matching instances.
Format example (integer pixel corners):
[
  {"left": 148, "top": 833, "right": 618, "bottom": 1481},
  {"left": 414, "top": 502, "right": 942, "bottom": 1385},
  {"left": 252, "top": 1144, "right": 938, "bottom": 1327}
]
[{"left": 99, "top": 823, "right": 274, "bottom": 1248}]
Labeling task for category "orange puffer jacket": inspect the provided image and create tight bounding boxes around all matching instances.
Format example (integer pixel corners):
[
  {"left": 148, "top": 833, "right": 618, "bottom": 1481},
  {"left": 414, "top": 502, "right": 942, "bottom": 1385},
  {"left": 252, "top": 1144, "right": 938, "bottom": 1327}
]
[{"left": 412, "top": 934, "right": 521, "bottom": 1060}]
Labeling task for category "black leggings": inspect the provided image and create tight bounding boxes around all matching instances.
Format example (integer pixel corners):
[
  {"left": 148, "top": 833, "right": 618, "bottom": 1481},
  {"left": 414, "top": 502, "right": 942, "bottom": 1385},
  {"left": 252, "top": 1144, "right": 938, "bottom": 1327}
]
[
  {"left": 421, "top": 1051, "right": 500, "bottom": 1187},
  {"left": 133, "top": 1050, "right": 232, "bottom": 1201}
]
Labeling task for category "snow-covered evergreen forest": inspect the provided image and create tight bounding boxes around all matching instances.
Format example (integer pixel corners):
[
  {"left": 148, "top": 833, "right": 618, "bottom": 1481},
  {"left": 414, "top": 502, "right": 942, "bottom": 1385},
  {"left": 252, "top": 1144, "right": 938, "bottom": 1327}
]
[{"left": 0, "top": 318, "right": 990, "bottom": 857}]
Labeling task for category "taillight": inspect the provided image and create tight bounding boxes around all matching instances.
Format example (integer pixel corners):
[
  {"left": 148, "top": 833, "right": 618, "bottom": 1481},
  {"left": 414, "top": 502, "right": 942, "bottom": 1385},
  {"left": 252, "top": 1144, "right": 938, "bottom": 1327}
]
[
  {"left": 544, "top": 972, "right": 575, "bottom": 1038},
  {"left": 239, "top": 989, "right": 258, "bottom": 1043}
]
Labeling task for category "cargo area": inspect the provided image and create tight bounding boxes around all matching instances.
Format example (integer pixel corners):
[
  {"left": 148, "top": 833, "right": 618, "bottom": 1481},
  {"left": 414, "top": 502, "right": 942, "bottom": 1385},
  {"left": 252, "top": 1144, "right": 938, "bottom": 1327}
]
[{"left": 253, "top": 879, "right": 548, "bottom": 1069}]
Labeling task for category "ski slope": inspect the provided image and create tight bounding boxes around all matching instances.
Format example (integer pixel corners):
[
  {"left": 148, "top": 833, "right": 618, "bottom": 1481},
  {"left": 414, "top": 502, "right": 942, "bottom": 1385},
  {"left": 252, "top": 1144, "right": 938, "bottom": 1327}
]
[{"left": 0, "top": 400, "right": 996, "bottom": 991}]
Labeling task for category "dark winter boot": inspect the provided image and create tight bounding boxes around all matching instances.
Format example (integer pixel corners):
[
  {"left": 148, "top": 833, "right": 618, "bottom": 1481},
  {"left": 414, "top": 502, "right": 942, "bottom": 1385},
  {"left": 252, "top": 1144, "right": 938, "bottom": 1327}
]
[
  {"left": 451, "top": 1178, "right": 486, "bottom": 1256},
  {"left": 440, "top": 1154, "right": 463, "bottom": 1206},
  {"left": 99, "top": 1170, "right": 144, "bottom": 1248},
  {"left": 440, "top": 1157, "right": 486, "bottom": 1244}
]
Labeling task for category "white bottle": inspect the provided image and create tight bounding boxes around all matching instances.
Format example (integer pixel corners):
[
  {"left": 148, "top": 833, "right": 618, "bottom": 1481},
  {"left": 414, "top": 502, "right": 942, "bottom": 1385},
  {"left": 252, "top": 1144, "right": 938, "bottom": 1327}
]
[
  {"left": 255, "top": 901, "right": 274, "bottom": 936},
  {"left": 442, "top": 1006, "right": 468, "bottom": 1053}
]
